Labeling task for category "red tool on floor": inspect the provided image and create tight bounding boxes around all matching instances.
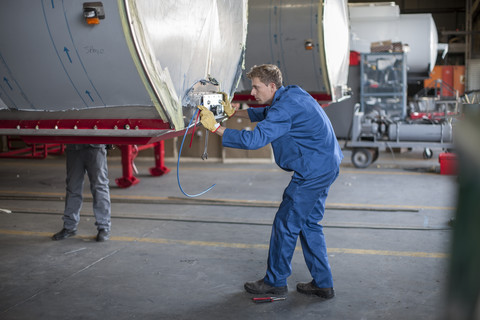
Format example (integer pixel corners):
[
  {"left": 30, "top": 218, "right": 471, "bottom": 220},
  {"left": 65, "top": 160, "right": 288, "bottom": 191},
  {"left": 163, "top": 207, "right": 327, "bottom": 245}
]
[{"left": 252, "top": 297, "right": 286, "bottom": 303}]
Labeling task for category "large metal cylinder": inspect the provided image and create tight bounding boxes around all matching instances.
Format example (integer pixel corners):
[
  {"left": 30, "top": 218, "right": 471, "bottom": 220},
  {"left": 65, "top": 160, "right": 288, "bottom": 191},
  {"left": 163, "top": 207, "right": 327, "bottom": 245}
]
[
  {"left": 0, "top": 0, "right": 247, "bottom": 135},
  {"left": 240, "top": 0, "right": 350, "bottom": 102}
]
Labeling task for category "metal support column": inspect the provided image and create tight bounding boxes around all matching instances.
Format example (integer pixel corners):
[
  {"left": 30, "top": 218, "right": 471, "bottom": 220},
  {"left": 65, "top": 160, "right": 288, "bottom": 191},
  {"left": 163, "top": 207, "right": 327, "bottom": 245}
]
[{"left": 115, "top": 142, "right": 170, "bottom": 188}]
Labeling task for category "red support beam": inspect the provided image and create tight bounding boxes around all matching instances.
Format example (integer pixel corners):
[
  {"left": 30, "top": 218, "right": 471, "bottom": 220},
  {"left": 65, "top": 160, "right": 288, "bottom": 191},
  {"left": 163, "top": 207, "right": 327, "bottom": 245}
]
[
  {"left": 150, "top": 141, "right": 170, "bottom": 177},
  {"left": 0, "top": 137, "right": 65, "bottom": 159},
  {"left": 115, "top": 145, "right": 141, "bottom": 188}
]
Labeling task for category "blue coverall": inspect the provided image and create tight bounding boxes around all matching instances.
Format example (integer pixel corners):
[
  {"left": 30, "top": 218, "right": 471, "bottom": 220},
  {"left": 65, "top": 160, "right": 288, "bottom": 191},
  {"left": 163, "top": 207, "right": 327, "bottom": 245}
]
[
  {"left": 63, "top": 144, "right": 111, "bottom": 231},
  {"left": 222, "top": 86, "right": 343, "bottom": 288}
]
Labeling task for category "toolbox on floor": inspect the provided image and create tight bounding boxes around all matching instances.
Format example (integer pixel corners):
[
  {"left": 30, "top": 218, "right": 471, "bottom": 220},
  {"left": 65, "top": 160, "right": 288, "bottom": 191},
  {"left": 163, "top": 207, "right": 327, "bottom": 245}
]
[{"left": 439, "top": 152, "right": 457, "bottom": 175}]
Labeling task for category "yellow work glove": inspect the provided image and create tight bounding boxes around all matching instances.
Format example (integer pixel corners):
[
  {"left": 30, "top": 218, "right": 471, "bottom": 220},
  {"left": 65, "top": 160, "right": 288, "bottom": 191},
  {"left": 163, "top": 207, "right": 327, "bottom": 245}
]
[
  {"left": 220, "top": 92, "right": 236, "bottom": 118},
  {"left": 198, "top": 105, "right": 220, "bottom": 132}
]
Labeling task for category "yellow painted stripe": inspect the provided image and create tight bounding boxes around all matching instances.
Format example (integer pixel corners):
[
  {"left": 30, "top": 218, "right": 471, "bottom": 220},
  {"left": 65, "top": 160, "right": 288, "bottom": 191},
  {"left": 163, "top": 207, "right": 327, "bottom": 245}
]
[
  {"left": 0, "top": 190, "right": 66, "bottom": 197},
  {"left": 339, "top": 169, "right": 437, "bottom": 176},
  {"left": 327, "top": 202, "right": 454, "bottom": 211},
  {"left": 328, "top": 248, "right": 448, "bottom": 259},
  {"left": 0, "top": 229, "right": 448, "bottom": 259},
  {"left": 0, "top": 229, "right": 52, "bottom": 237}
]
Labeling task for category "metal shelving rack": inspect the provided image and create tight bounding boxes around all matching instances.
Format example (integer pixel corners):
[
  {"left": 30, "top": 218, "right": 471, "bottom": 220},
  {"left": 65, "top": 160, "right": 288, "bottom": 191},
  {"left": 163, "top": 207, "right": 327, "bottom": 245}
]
[{"left": 360, "top": 52, "right": 407, "bottom": 121}]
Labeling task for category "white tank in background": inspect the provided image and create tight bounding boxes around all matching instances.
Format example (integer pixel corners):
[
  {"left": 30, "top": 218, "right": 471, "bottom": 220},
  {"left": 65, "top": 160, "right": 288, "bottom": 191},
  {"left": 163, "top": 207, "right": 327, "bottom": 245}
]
[{"left": 349, "top": 2, "right": 439, "bottom": 76}]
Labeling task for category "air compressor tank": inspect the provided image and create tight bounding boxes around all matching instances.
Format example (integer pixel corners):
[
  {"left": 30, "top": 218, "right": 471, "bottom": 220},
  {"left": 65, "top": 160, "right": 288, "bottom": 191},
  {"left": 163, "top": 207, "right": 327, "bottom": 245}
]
[
  {"left": 388, "top": 122, "right": 453, "bottom": 143},
  {"left": 0, "top": 0, "right": 247, "bottom": 143},
  {"left": 239, "top": 0, "right": 350, "bottom": 102}
]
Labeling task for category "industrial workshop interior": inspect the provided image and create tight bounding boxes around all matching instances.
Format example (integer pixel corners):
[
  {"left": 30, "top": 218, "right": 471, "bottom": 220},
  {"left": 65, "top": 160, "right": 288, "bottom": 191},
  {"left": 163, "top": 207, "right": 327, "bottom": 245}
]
[{"left": 1, "top": 0, "right": 479, "bottom": 319}]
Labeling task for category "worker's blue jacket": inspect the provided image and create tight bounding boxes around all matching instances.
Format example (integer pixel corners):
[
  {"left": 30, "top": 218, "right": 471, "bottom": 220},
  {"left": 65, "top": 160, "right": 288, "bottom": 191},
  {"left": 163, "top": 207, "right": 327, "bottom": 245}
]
[{"left": 222, "top": 85, "right": 343, "bottom": 179}]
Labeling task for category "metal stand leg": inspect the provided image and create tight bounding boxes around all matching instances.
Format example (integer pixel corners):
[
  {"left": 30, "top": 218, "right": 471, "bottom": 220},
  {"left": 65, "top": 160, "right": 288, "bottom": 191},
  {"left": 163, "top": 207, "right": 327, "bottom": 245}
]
[
  {"left": 115, "top": 142, "right": 170, "bottom": 188},
  {"left": 149, "top": 141, "right": 170, "bottom": 176},
  {"left": 115, "top": 145, "right": 140, "bottom": 188}
]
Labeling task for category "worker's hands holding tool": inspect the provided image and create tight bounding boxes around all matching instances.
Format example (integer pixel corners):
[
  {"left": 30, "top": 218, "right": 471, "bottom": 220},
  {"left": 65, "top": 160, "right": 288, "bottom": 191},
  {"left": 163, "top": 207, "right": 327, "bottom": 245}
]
[
  {"left": 220, "top": 92, "right": 237, "bottom": 118},
  {"left": 197, "top": 105, "right": 220, "bottom": 133}
]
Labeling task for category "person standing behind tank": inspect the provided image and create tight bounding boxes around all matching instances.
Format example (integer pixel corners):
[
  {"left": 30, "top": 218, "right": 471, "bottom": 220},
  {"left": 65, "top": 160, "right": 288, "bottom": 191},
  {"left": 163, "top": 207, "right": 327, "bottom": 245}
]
[
  {"left": 52, "top": 144, "right": 111, "bottom": 242},
  {"left": 198, "top": 64, "right": 343, "bottom": 298}
]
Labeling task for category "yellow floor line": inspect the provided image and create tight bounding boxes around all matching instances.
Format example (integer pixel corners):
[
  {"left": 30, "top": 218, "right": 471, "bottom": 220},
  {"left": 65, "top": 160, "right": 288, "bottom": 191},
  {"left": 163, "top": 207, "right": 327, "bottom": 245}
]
[
  {"left": 0, "top": 229, "right": 448, "bottom": 259},
  {"left": 327, "top": 202, "right": 454, "bottom": 211},
  {"left": 0, "top": 190, "right": 65, "bottom": 197},
  {"left": 339, "top": 169, "right": 438, "bottom": 176}
]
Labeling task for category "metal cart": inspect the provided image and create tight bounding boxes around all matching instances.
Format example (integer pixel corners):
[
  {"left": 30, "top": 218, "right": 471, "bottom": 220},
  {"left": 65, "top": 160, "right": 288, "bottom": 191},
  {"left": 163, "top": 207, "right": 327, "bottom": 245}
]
[{"left": 345, "top": 52, "right": 456, "bottom": 168}]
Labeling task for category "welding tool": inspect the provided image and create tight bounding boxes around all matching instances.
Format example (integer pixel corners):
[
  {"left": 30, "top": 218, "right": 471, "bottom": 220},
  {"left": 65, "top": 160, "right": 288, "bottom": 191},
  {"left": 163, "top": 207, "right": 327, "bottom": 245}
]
[{"left": 252, "top": 297, "right": 286, "bottom": 303}]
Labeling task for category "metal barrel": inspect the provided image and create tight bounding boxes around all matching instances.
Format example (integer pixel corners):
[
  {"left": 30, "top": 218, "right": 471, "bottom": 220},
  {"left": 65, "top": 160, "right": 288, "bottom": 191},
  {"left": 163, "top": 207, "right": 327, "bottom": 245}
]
[
  {"left": 0, "top": 0, "right": 247, "bottom": 136},
  {"left": 239, "top": 0, "right": 350, "bottom": 103}
]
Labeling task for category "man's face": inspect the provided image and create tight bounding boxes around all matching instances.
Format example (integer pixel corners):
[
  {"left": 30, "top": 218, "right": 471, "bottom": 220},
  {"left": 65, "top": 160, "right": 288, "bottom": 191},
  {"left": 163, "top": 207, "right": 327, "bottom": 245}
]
[{"left": 250, "top": 77, "right": 276, "bottom": 105}]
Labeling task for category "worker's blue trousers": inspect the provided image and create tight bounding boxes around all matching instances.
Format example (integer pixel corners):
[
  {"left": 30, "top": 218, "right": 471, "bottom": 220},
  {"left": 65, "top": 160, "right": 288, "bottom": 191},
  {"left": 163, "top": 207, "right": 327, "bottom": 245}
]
[{"left": 264, "top": 169, "right": 339, "bottom": 288}]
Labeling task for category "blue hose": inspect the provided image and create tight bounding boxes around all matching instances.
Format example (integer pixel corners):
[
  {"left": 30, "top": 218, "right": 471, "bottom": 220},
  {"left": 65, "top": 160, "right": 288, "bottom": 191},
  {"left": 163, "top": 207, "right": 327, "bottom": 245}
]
[{"left": 177, "top": 108, "right": 216, "bottom": 197}]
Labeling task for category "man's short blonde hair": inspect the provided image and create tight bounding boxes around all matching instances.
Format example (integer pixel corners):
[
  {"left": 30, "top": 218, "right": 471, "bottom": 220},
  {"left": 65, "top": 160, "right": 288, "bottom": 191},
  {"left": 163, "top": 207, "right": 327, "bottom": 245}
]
[{"left": 246, "top": 64, "right": 283, "bottom": 89}]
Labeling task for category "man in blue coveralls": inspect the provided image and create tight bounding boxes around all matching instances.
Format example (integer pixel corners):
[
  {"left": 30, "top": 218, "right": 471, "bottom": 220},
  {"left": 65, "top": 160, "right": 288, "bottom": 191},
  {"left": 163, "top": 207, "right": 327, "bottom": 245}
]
[{"left": 198, "top": 64, "right": 343, "bottom": 298}]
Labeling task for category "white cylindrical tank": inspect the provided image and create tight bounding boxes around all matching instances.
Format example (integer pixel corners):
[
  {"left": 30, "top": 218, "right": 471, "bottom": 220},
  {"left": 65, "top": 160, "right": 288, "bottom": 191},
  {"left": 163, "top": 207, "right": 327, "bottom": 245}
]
[
  {"left": 240, "top": 0, "right": 350, "bottom": 102},
  {"left": 349, "top": 2, "right": 438, "bottom": 75},
  {"left": 0, "top": 0, "right": 247, "bottom": 134}
]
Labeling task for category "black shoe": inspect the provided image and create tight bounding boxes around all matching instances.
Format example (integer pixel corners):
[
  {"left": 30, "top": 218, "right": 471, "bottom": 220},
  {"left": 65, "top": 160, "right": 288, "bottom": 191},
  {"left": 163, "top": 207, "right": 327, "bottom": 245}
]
[
  {"left": 296, "top": 281, "right": 335, "bottom": 299},
  {"left": 96, "top": 229, "right": 110, "bottom": 242},
  {"left": 244, "top": 279, "right": 288, "bottom": 295},
  {"left": 52, "top": 228, "right": 77, "bottom": 241}
]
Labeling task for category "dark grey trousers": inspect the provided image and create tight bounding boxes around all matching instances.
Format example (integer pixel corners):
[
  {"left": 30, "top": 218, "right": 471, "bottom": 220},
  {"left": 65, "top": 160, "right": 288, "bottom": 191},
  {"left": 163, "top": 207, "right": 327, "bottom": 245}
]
[{"left": 63, "top": 145, "right": 111, "bottom": 231}]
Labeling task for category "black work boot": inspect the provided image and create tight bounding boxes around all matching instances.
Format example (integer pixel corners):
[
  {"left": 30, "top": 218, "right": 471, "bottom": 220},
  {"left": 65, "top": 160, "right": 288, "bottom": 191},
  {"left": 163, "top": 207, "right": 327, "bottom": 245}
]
[
  {"left": 52, "top": 228, "right": 77, "bottom": 241},
  {"left": 96, "top": 229, "right": 110, "bottom": 242},
  {"left": 244, "top": 279, "right": 288, "bottom": 295},
  {"left": 296, "top": 281, "right": 335, "bottom": 299}
]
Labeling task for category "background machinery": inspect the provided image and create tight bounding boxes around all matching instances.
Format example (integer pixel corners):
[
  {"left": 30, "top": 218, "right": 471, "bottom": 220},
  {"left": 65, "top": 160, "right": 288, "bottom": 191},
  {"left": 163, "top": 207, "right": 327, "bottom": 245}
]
[
  {"left": 327, "top": 2, "right": 459, "bottom": 169},
  {"left": 346, "top": 51, "right": 456, "bottom": 168}
]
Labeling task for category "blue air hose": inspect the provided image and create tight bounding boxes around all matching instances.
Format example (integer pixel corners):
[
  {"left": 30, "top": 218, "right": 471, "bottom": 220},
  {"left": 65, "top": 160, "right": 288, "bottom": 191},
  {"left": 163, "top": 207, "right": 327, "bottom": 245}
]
[{"left": 177, "top": 108, "right": 216, "bottom": 197}]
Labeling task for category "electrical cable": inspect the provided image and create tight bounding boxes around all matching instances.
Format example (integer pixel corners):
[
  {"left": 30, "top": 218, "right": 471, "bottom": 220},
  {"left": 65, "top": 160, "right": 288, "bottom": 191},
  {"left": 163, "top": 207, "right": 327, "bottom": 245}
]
[{"left": 177, "top": 108, "right": 216, "bottom": 197}]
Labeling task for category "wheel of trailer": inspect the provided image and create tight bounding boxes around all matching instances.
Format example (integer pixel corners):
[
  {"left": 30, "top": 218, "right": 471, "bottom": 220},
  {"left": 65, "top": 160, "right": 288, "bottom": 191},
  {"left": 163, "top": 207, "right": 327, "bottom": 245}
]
[
  {"left": 423, "top": 148, "right": 433, "bottom": 159},
  {"left": 351, "top": 148, "right": 373, "bottom": 168}
]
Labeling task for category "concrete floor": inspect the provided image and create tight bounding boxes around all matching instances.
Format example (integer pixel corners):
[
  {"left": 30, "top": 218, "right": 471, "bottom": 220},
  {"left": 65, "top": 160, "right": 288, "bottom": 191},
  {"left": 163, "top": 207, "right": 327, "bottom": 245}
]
[{"left": 0, "top": 147, "right": 457, "bottom": 319}]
